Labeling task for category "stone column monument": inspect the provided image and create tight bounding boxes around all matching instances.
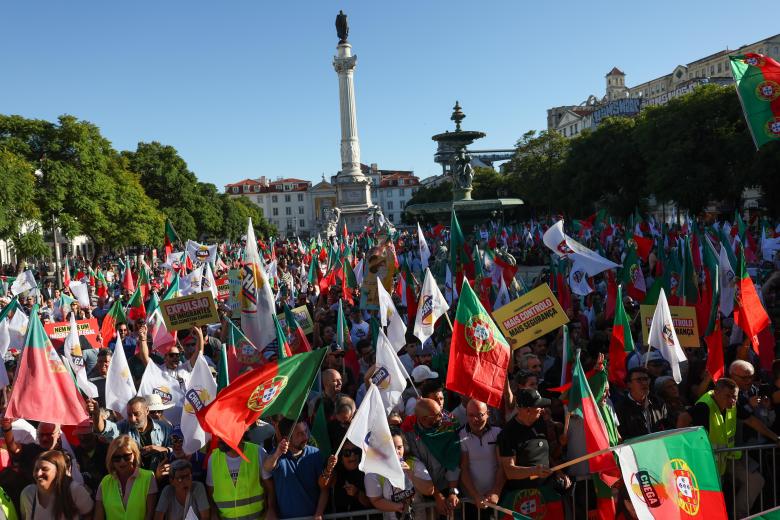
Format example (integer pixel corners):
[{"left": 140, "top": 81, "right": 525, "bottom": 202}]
[{"left": 332, "top": 10, "right": 372, "bottom": 232}]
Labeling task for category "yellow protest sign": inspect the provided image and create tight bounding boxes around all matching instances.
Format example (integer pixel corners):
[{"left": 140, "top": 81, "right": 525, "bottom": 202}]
[
  {"left": 491, "top": 283, "right": 569, "bottom": 350},
  {"left": 640, "top": 305, "right": 700, "bottom": 348},
  {"left": 277, "top": 305, "right": 314, "bottom": 335},
  {"left": 161, "top": 291, "right": 220, "bottom": 331}
]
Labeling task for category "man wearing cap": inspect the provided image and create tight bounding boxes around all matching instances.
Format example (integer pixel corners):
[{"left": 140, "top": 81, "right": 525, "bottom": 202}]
[
  {"left": 404, "top": 365, "right": 439, "bottom": 417},
  {"left": 497, "top": 389, "right": 555, "bottom": 494},
  {"left": 615, "top": 367, "right": 669, "bottom": 440},
  {"left": 88, "top": 395, "right": 172, "bottom": 472}
]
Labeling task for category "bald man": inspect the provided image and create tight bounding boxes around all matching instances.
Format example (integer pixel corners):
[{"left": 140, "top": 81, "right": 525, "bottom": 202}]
[
  {"left": 405, "top": 398, "right": 461, "bottom": 516},
  {"left": 309, "top": 369, "right": 344, "bottom": 420},
  {"left": 459, "top": 400, "right": 504, "bottom": 513}
]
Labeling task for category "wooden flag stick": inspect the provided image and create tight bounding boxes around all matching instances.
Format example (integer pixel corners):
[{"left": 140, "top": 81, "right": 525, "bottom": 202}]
[
  {"left": 529, "top": 445, "right": 618, "bottom": 479},
  {"left": 486, "top": 502, "right": 518, "bottom": 516},
  {"left": 443, "top": 312, "right": 454, "bottom": 331}
]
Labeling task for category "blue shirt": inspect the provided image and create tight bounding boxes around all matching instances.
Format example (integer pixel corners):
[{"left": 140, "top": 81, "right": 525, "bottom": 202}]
[
  {"left": 109, "top": 336, "right": 137, "bottom": 359},
  {"left": 272, "top": 445, "right": 323, "bottom": 518}
]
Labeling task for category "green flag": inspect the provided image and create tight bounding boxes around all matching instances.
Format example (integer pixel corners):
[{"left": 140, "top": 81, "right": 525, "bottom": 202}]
[{"left": 730, "top": 53, "right": 780, "bottom": 149}]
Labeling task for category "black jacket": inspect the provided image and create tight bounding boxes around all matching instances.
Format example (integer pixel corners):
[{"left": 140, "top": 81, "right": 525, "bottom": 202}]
[{"left": 615, "top": 393, "right": 668, "bottom": 441}]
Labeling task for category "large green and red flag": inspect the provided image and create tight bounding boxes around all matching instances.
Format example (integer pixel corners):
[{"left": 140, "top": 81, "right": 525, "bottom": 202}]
[
  {"left": 608, "top": 285, "right": 634, "bottom": 388},
  {"left": 273, "top": 314, "right": 293, "bottom": 360},
  {"left": 446, "top": 279, "right": 510, "bottom": 409},
  {"left": 729, "top": 53, "right": 780, "bottom": 149},
  {"left": 121, "top": 264, "right": 135, "bottom": 294},
  {"left": 733, "top": 246, "right": 771, "bottom": 350},
  {"left": 126, "top": 286, "right": 146, "bottom": 321},
  {"left": 196, "top": 347, "right": 326, "bottom": 460},
  {"left": 620, "top": 245, "right": 646, "bottom": 302},
  {"left": 614, "top": 427, "right": 728, "bottom": 519},
  {"left": 569, "top": 350, "right": 615, "bottom": 473},
  {"left": 164, "top": 219, "right": 179, "bottom": 259},
  {"left": 5, "top": 305, "right": 89, "bottom": 425},
  {"left": 100, "top": 299, "right": 127, "bottom": 348}
]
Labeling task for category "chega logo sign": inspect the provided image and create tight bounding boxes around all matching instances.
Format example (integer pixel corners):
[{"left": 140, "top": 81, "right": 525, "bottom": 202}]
[
  {"left": 629, "top": 458, "right": 700, "bottom": 515},
  {"left": 370, "top": 366, "right": 392, "bottom": 390},
  {"left": 420, "top": 295, "right": 434, "bottom": 325}
]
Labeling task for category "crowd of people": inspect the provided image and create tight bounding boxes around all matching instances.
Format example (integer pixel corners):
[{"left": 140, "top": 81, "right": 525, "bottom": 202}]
[{"left": 0, "top": 215, "right": 778, "bottom": 520}]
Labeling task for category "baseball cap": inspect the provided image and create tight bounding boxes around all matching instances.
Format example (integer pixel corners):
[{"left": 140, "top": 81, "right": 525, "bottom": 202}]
[
  {"left": 641, "top": 350, "right": 665, "bottom": 365},
  {"left": 515, "top": 389, "right": 551, "bottom": 408},
  {"left": 411, "top": 365, "right": 439, "bottom": 384}
]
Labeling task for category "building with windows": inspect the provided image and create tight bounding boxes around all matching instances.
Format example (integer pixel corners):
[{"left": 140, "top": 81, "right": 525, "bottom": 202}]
[
  {"left": 547, "top": 33, "right": 780, "bottom": 138},
  {"left": 225, "top": 164, "right": 421, "bottom": 236}
]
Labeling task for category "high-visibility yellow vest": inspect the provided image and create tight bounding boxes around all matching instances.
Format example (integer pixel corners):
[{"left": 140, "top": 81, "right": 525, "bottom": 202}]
[
  {"left": 697, "top": 390, "right": 741, "bottom": 475},
  {"left": 0, "top": 487, "right": 17, "bottom": 520},
  {"left": 100, "top": 469, "right": 154, "bottom": 520},
  {"left": 211, "top": 442, "right": 265, "bottom": 519}
]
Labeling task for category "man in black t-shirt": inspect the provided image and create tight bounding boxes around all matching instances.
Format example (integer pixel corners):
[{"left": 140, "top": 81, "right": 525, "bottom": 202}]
[{"left": 497, "top": 389, "right": 553, "bottom": 490}]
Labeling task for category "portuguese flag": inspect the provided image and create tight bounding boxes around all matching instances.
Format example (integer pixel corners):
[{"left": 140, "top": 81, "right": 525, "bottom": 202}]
[
  {"left": 100, "top": 299, "right": 127, "bottom": 348},
  {"left": 608, "top": 285, "right": 634, "bottom": 388},
  {"left": 569, "top": 350, "right": 614, "bottom": 473},
  {"left": 273, "top": 314, "right": 293, "bottom": 359},
  {"left": 196, "top": 347, "right": 326, "bottom": 460},
  {"left": 5, "top": 305, "right": 89, "bottom": 425},
  {"left": 284, "top": 304, "right": 311, "bottom": 354},
  {"left": 733, "top": 246, "right": 771, "bottom": 349},
  {"left": 730, "top": 53, "right": 780, "bottom": 149},
  {"left": 614, "top": 427, "right": 727, "bottom": 519},
  {"left": 446, "top": 279, "right": 510, "bottom": 409},
  {"left": 126, "top": 286, "right": 146, "bottom": 321},
  {"left": 164, "top": 218, "right": 179, "bottom": 259}
]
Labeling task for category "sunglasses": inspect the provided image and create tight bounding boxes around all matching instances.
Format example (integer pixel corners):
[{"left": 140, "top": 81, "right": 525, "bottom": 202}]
[
  {"left": 171, "top": 436, "right": 183, "bottom": 443},
  {"left": 341, "top": 448, "right": 360, "bottom": 457},
  {"left": 166, "top": 352, "right": 180, "bottom": 358},
  {"left": 111, "top": 453, "right": 133, "bottom": 463}
]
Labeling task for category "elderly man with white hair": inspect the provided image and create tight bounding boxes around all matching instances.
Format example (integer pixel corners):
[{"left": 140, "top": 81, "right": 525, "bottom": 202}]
[{"left": 729, "top": 359, "right": 773, "bottom": 446}]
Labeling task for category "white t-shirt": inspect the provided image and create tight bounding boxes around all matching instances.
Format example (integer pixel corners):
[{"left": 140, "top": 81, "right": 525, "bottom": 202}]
[
  {"left": 365, "top": 457, "right": 431, "bottom": 520},
  {"left": 458, "top": 426, "right": 501, "bottom": 495},
  {"left": 350, "top": 320, "right": 370, "bottom": 346}
]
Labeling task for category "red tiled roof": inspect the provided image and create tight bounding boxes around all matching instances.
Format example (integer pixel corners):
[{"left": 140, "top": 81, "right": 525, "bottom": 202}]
[
  {"left": 225, "top": 178, "right": 261, "bottom": 188},
  {"left": 606, "top": 67, "right": 625, "bottom": 76}
]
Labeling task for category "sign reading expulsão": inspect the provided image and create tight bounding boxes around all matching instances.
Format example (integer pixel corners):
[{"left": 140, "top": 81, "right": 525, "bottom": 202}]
[
  {"left": 160, "top": 291, "right": 220, "bottom": 331},
  {"left": 492, "top": 283, "right": 569, "bottom": 350},
  {"left": 640, "top": 305, "right": 700, "bottom": 348}
]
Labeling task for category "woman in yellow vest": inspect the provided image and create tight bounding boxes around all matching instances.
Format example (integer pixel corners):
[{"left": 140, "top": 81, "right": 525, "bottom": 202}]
[
  {"left": 94, "top": 435, "right": 158, "bottom": 520},
  {"left": 0, "top": 486, "right": 17, "bottom": 520}
]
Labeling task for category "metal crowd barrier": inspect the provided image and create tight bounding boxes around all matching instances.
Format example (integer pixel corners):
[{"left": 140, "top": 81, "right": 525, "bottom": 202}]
[
  {"left": 715, "top": 443, "right": 778, "bottom": 519},
  {"left": 284, "top": 498, "right": 500, "bottom": 520}
]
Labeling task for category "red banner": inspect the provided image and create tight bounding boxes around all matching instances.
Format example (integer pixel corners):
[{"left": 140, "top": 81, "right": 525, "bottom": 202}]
[
  {"left": 216, "top": 276, "right": 230, "bottom": 302},
  {"left": 44, "top": 318, "right": 101, "bottom": 349}
]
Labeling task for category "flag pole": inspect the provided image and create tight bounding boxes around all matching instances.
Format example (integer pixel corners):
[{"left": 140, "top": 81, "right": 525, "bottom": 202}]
[
  {"left": 530, "top": 445, "right": 618, "bottom": 479},
  {"left": 486, "top": 502, "right": 520, "bottom": 517}
]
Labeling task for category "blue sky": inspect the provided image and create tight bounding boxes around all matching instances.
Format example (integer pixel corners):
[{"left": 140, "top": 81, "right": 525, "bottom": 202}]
[{"left": 2, "top": 1, "right": 777, "bottom": 189}]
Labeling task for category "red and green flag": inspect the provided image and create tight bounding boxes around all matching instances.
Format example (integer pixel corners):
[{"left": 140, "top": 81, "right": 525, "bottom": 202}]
[
  {"left": 100, "top": 299, "right": 127, "bottom": 348},
  {"left": 164, "top": 219, "right": 179, "bottom": 259},
  {"left": 284, "top": 305, "right": 311, "bottom": 354},
  {"left": 608, "top": 285, "right": 634, "bottom": 388},
  {"left": 63, "top": 258, "right": 72, "bottom": 288},
  {"left": 445, "top": 279, "right": 510, "bottom": 409},
  {"left": 569, "top": 350, "right": 615, "bottom": 473},
  {"left": 614, "top": 427, "right": 728, "bottom": 518},
  {"left": 126, "top": 286, "right": 146, "bottom": 321},
  {"left": 5, "top": 305, "right": 89, "bottom": 425},
  {"left": 336, "top": 298, "right": 348, "bottom": 350},
  {"left": 273, "top": 314, "right": 293, "bottom": 360},
  {"left": 196, "top": 348, "right": 326, "bottom": 460},
  {"left": 733, "top": 246, "right": 771, "bottom": 350},
  {"left": 450, "top": 209, "right": 470, "bottom": 284},
  {"left": 310, "top": 399, "right": 333, "bottom": 457},
  {"left": 121, "top": 264, "right": 135, "bottom": 294},
  {"left": 138, "top": 262, "right": 152, "bottom": 300},
  {"left": 620, "top": 245, "right": 646, "bottom": 302},
  {"left": 729, "top": 53, "right": 780, "bottom": 149}
]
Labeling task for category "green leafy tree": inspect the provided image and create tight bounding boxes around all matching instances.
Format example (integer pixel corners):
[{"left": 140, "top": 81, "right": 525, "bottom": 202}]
[
  {"left": 503, "top": 130, "right": 569, "bottom": 214},
  {"left": 0, "top": 150, "right": 49, "bottom": 264},
  {"left": 221, "top": 195, "right": 275, "bottom": 241}
]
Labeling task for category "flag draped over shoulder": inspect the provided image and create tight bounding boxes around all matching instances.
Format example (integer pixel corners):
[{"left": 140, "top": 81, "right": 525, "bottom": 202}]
[
  {"left": 614, "top": 427, "right": 728, "bottom": 519},
  {"left": 446, "top": 279, "right": 510, "bottom": 409},
  {"left": 196, "top": 348, "right": 326, "bottom": 460},
  {"left": 6, "top": 305, "right": 89, "bottom": 425},
  {"left": 729, "top": 53, "right": 780, "bottom": 149}
]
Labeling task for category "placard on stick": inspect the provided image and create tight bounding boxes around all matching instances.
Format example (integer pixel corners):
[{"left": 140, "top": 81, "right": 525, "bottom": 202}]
[
  {"left": 491, "top": 283, "right": 569, "bottom": 350},
  {"left": 160, "top": 291, "right": 220, "bottom": 331}
]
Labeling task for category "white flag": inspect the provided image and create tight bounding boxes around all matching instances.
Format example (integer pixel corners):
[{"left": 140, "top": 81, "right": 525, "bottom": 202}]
[
  {"left": 137, "top": 360, "right": 185, "bottom": 425},
  {"left": 241, "top": 218, "right": 276, "bottom": 351},
  {"left": 11, "top": 270, "right": 37, "bottom": 296},
  {"left": 0, "top": 321, "right": 10, "bottom": 388},
  {"left": 345, "top": 384, "right": 405, "bottom": 489},
  {"left": 413, "top": 269, "right": 449, "bottom": 345},
  {"left": 568, "top": 260, "right": 594, "bottom": 296},
  {"left": 377, "top": 275, "right": 406, "bottom": 348},
  {"left": 418, "top": 223, "right": 430, "bottom": 272},
  {"left": 180, "top": 265, "right": 204, "bottom": 296},
  {"left": 444, "top": 264, "right": 457, "bottom": 306},
  {"left": 8, "top": 308, "right": 28, "bottom": 350},
  {"left": 647, "top": 288, "right": 686, "bottom": 383},
  {"left": 69, "top": 281, "right": 91, "bottom": 309},
  {"left": 63, "top": 314, "right": 98, "bottom": 399},
  {"left": 202, "top": 262, "right": 219, "bottom": 301},
  {"left": 494, "top": 276, "right": 511, "bottom": 311},
  {"left": 373, "top": 329, "right": 411, "bottom": 413},
  {"left": 185, "top": 240, "right": 218, "bottom": 265},
  {"left": 761, "top": 227, "right": 780, "bottom": 262},
  {"left": 105, "top": 335, "right": 137, "bottom": 417},
  {"left": 354, "top": 259, "right": 365, "bottom": 287},
  {"left": 543, "top": 220, "right": 619, "bottom": 275},
  {"left": 719, "top": 246, "right": 736, "bottom": 316},
  {"left": 180, "top": 354, "right": 217, "bottom": 454}
]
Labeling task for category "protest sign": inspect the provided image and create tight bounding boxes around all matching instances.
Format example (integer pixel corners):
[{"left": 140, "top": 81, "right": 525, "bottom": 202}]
[
  {"left": 492, "top": 283, "right": 569, "bottom": 350},
  {"left": 44, "top": 318, "right": 100, "bottom": 349},
  {"left": 277, "top": 305, "right": 314, "bottom": 335},
  {"left": 640, "top": 304, "right": 700, "bottom": 348},
  {"left": 216, "top": 276, "right": 230, "bottom": 302},
  {"left": 228, "top": 268, "right": 242, "bottom": 319},
  {"left": 160, "top": 291, "right": 219, "bottom": 331}
]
